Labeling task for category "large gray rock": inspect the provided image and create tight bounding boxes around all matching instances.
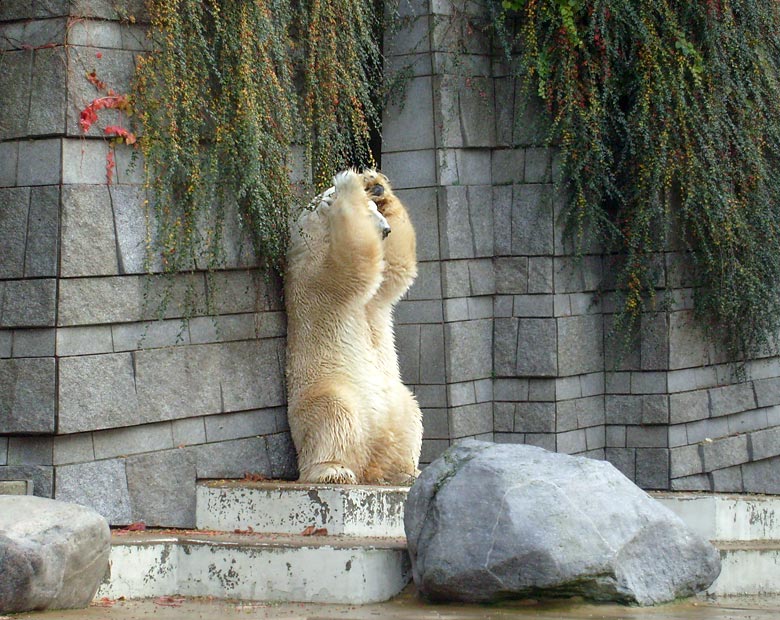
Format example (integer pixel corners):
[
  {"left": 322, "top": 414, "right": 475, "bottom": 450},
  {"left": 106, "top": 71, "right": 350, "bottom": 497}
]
[
  {"left": 0, "top": 496, "right": 110, "bottom": 613},
  {"left": 405, "top": 440, "right": 721, "bottom": 605}
]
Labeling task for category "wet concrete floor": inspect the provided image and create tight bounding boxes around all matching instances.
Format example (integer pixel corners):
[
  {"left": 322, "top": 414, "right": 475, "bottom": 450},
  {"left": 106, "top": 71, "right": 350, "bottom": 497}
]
[{"left": 9, "top": 587, "right": 780, "bottom": 620}]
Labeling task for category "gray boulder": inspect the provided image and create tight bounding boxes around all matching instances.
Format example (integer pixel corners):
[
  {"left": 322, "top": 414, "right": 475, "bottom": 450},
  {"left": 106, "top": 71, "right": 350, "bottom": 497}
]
[
  {"left": 0, "top": 496, "right": 110, "bottom": 613},
  {"left": 405, "top": 440, "right": 721, "bottom": 605}
]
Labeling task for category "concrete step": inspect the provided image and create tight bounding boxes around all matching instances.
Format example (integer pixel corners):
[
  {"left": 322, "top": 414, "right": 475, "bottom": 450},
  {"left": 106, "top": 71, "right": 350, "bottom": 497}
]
[
  {"left": 196, "top": 480, "right": 408, "bottom": 538},
  {"left": 97, "top": 530, "right": 411, "bottom": 604},
  {"left": 652, "top": 492, "right": 780, "bottom": 542},
  {"left": 711, "top": 541, "right": 780, "bottom": 596}
]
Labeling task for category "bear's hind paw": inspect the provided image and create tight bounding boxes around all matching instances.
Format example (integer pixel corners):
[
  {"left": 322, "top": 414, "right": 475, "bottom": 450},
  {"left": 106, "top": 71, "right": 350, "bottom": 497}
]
[{"left": 303, "top": 462, "right": 358, "bottom": 485}]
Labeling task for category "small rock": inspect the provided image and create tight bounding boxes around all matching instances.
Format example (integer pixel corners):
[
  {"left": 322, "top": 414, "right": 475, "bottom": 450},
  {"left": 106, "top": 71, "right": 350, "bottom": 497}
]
[
  {"left": 0, "top": 496, "right": 110, "bottom": 613},
  {"left": 405, "top": 440, "right": 721, "bottom": 605}
]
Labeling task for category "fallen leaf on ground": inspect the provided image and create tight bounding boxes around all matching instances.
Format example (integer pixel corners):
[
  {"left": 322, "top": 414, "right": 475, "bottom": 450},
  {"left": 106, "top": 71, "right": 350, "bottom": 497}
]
[
  {"left": 301, "top": 525, "right": 328, "bottom": 536},
  {"left": 154, "top": 595, "right": 184, "bottom": 607},
  {"left": 121, "top": 521, "right": 146, "bottom": 531}
]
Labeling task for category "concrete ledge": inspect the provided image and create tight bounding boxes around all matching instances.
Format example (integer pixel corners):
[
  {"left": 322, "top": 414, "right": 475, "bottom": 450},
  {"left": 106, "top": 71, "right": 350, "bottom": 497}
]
[
  {"left": 97, "top": 531, "right": 411, "bottom": 604},
  {"left": 197, "top": 481, "right": 407, "bottom": 538}
]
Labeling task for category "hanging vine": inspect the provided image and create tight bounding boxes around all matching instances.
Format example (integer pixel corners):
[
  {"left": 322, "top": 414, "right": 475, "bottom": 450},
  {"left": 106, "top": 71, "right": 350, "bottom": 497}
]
[
  {"left": 133, "top": 0, "right": 384, "bottom": 279},
  {"left": 494, "top": 0, "right": 780, "bottom": 360}
]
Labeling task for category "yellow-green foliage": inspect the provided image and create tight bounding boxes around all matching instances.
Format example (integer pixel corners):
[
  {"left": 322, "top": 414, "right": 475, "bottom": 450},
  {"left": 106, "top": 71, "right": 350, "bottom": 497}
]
[
  {"left": 496, "top": 0, "right": 780, "bottom": 359},
  {"left": 134, "top": 0, "right": 382, "bottom": 278}
]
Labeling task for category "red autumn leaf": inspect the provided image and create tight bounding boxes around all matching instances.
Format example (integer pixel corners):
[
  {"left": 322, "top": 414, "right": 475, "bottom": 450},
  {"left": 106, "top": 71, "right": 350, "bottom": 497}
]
[
  {"left": 301, "top": 525, "right": 315, "bottom": 536},
  {"left": 154, "top": 596, "right": 184, "bottom": 607},
  {"left": 122, "top": 521, "right": 146, "bottom": 531}
]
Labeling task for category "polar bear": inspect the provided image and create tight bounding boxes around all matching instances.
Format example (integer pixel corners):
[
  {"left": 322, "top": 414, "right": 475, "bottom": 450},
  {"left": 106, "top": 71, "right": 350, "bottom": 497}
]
[{"left": 284, "top": 169, "right": 422, "bottom": 484}]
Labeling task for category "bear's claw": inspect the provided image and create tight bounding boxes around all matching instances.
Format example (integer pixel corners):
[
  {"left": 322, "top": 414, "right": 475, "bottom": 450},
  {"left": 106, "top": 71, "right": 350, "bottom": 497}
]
[{"left": 304, "top": 462, "right": 358, "bottom": 485}]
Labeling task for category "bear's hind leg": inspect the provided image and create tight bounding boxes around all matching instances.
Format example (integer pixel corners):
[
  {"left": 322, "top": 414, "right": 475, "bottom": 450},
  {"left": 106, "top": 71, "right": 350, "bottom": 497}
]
[{"left": 291, "top": 385, "right": 367, "bottom": 485}]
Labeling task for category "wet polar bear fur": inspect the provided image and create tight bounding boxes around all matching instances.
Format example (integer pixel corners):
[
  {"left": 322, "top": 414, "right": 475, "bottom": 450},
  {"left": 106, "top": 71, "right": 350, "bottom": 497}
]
[{"left": 285, "top": 169, "right": 423, "bottom": 484}]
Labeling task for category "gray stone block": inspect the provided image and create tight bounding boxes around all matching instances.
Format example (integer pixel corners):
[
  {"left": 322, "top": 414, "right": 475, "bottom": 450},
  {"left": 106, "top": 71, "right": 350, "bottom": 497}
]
[
  {"left": 7, "top": 437, "right": 52, "bottom": 465},
  {"left": 396, "top": 299, "right": 444, "bottom": 324},
  {"left": 93, "top": 422, "right": 175, "bottom": 460},
  {"left": 755, "top": 377, "right": 780, "bottom": 408},
  {"left": 66, "top": 18, "right": 123, "bottom": 47},
  {"left": 516, "top": 318, "right": 557, "bottom": 376},
  {"left": 709, "top": 382, "right": 757, "bottom": 418},
  {"left": 669, "top": 390, "right": 709, "bottom": 424},
  {"left": 511, "top": 184, "right": 554, "bottom": 256},
  {"left": 606, "top": 425, "right": 626, "bottom": 448},
  {"left": 0, "top": 330, "right": 10, "bottom": 358},
  {"left": 0, "top": 438, "right": 7, "bottom": 465},
  {"left": 53, "top": 433, "right": 95, "bottom": 465},
  {"left": 641, "top": 312, "right": 669, "bottom": 371},
  {"left": 17, "top": 139, "right": 61, "bottom": 185},
  {"left": 0, "top": 141, "right": 18, "bottom": 185},
  {"left": 55, "top": 459, "right": 131, "bottom": 524},
  {"left": 266, "top": 432, "right": 298, "bottom": 479},
  {"left": 441, "top": 260, "right": 471, "bottom": 298},
  {"left": 382, "top": 149, "right": 437, "bottom": 190},
  {"left": 204, "top": 408, "right": 279, "bottom": 443},
  {"left": 685, "top": 417, "right": 729, "bottom": 445},
  {"left": 439, "top": 186, "right": 480, "bottom": 260},
  {"left": 61, "top": 138, "right": 109, "bottom": 183},
  {"left": 606, "top": 371, "right": 631, "bottom": 394},
  {"left": 670, "top": 474, "right": 711, "bottom": 491},
  {"left": 0, "top": 357, "right": 55, "bottom": 433},
  {"left": 171, "top": 417, "right": 206, "bottom": 447},
  {"left": 68, "top": 0, "right": 148, "bottom": 20},
  {"left": 669, "top": 311, "right": 709, "bottom": 369},
  {"left": 586, "top": 425, "right": 605, "bottom": 450},
  {"left": 529, "top": 378, "right": 556, "bottom": 401},
  {"left": 60, "top": 185, "right": 118, "bottom": 277},
  {"left": 670, "top": 444, "right": 704, "bottom": 478},
  {"left": 493, "top": 378, "right": 529, "bottom": 401},
  {"left": 28, "top": 48, "right": 66, "bottom": 135},
  {"left": 493, "top": 403, "right": 514, "bottom": 432},
  {"left": 626, "top": 426, "right": 668, "bottom": 448},
  {"left": 435, "top": 75, "right": 495, "bottom": 148},
  {"left": 556, "top": 429, "right": 586, "bottom": 454},
  {"left": 555, "top": 399, "right": 579, "bottom": 432},
  {"left": 56, "top": 326, "right": 113, "bottom": 356},
  {"left": 495, "top": 257, "right": 528, "bottom": 294},
  {"left": 742, "top": 456, "right": 780, "bottom": 494},
  {"left": 605, "top": 448, "right": 635, "bottom": 480},
  {"left": 493, "top": 185, "right": 512, "bottom": 255},
  {"left": 606, "top": 395, "right": 642, "bottom": 425},
  {"left": 492, "top": 148, "right": 524, "bottom": 185},
  {"left": 396, "top": 324, "right": 421, "bottom": 384},
  {"left": 414, "top": 384, "right": 447, "bottom": 409},
  {"left": 635, "top": 448, "right": 670, "bottom": 489},
  {"left": 12, "top": 328, "right": 55, "bottom": 357},
  {"left": 513, "top": 294, "right": 553, "bottom": 317},
  {"left": 468, "top": 258, "right": 495, "bottom": 294},
  {"left": 701, "top": 434, "right": 749, "bottom": 472},
  {"left": 445, "top": 319, "right": 492, "bottom": 382},
  {"left": 407, "top": 261, "right": 442, "bottom": 301},
  {"left": 749, "top": 426, "right": 780, "bottom": 461},
  {"left": 126, "top": 449, "right": 197, "bottom": 527},
  {"left": 1, "top": 279, "right": 56, "bottom": 327},
  {"left": 58, "top": 352, "right": 139, "bottom": 433},
  {"left": 191, "top": 436, "right": 272, "bottom": 479},
  {"left": 25, "top": 186, "right": 60, "bottom": 277},
  {"left": 467, "top": 296, "right": 493, "bottom": 320},
  {"left": 382, "top": 76, "right": 435, "bottom": 152},
  {"left": 0, "top": 465, "right": 52, "bottom": 498},
  {"left": 668, "top": 424, "right": 688, "bottom": 448},
  {"left": 631, "top": 371, "right": 667, "bottom": 394},
  {"left": 437, "top": 149, "right": 491, "bottom": 186},
  {"left": 557, "top": 314, "right": 603, "bottom": 376},
  {"left": 0, "top": 51, "right": 32, "bottom": 140},
  {"left": 711, "top": 466, "right": 743, "bottom": 492},
  {"left": 727, "top": 408, "right": 769, "bottom": 436},
  {"left": 514, "top": 402, "right": 555, "bottom": 433},
  {"left": 0, "top": 187, "right": 29, "bottom": 278},
  {"left": 493, "top": 317, "right": 518, "bottom": 376},
  {"left": 423, "top": 408, "right": 450, "bottom": 438},
  {"left": 449, "top": 403, "right": 493, "bottom": 437},
  {"left": 641, "top": 394, "right": 669, "bottom": 424},
  {"left": 524, "top": 147, "right": 552, "bottom": 183},
  {"left": 420, "top": 439, "right": 450, "bottom": 464},
  {"left": 494, "top": 432, "right": 524, "bottom": 444},
  {"left": 396, "top": 187, "right": 439, "bottom": 261},
  {"left": 448, "top": 381, "right": 476, "bottom": 407},
  {"left": 112, "top": 319, "right": 189, "bottom": 352}
]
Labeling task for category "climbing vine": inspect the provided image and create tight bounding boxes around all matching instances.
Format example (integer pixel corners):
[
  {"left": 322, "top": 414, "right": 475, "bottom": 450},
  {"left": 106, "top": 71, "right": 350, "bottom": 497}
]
[
  {"left": 494, "top": 0, "right": 780, "bottom": 360},
  {"left": 133, "top": 0, "right": 384, "bottom": 278}
]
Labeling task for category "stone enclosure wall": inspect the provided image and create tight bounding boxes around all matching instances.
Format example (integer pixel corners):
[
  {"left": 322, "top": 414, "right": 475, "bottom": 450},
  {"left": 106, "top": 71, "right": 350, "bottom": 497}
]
[{"left": 2, "top": 0, "right": 780, "bottom": 526}]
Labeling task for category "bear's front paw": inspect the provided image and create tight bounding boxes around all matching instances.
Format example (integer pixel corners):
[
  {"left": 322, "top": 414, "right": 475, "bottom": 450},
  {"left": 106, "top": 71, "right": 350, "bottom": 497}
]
[{"left": 303, "top": 462, "right": 358, "bottom": 485}]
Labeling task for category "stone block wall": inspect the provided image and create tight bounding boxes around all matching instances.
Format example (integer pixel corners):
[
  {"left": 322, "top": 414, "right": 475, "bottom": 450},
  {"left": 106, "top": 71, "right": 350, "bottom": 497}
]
[
  {"left": 4, "top": 0, "right": 780, "bottom": 527},
  {"left": 0, "top": 2, "right": 296, "bottom": 526}
]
